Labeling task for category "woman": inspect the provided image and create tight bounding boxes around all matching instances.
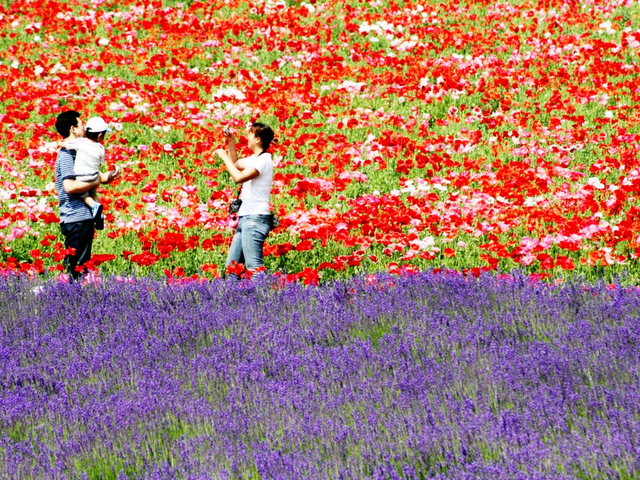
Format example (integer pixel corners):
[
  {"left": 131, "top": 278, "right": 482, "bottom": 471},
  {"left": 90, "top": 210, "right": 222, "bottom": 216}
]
[{"left": 215, "top": 122, "right": 275, "bottom": 274}]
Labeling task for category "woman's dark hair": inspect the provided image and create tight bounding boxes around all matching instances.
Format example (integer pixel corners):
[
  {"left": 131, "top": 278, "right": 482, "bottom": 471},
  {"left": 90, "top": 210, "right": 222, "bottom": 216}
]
[
  {"left": 249, "top": 122, "right": 275, "bottom": 151},
  {"left": 55, "top": 110, "right": 81, "bottom": 138}
]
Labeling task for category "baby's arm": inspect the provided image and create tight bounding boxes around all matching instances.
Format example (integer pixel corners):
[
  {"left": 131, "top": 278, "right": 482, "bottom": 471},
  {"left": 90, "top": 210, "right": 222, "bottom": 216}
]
[{"left": 64, "top": 137, "right": 91, "bottom": 153}]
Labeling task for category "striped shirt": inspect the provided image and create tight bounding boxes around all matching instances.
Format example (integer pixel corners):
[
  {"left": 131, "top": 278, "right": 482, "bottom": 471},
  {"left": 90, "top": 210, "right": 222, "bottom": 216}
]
[{"left": 55, "top": 148, "right": 93, "bottom": 224}]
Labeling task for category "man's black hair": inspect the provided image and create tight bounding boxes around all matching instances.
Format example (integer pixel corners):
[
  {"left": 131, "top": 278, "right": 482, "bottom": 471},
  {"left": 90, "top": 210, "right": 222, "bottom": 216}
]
[{"left": 55, "top": 111, "right": 81, "bottom": 138}]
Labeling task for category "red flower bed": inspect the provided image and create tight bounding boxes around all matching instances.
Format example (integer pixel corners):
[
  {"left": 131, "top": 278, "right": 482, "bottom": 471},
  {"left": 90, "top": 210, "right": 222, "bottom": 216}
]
[{"left": 0, "top": 0, "right": 639, "bottom": 280}]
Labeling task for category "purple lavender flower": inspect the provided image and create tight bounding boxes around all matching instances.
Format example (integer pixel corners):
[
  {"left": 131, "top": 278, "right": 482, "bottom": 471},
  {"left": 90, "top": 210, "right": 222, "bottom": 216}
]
[{"left": 0, "top": 271, "right": 638, "bottom": 478}]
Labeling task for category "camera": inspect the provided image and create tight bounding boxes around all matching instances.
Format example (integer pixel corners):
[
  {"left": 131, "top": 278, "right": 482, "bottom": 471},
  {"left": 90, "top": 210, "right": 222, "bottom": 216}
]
[
  {"left": 228, "top": 198, "right": 242, "bottom": 214},
  {"left": 224, "top": 125, "right": 229, "bottom": 136}
]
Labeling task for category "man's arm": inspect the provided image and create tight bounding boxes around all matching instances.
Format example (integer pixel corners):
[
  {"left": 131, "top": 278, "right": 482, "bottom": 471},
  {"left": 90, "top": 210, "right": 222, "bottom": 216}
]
[
  {"left": 58, "top": 147, "right": 98, "bottom": 194},
  {"left": 63, "top": 177, "right": 100, "bottom": 194},
  {"left": 62, "top": 166, "right": 120, "bottom": 193}
]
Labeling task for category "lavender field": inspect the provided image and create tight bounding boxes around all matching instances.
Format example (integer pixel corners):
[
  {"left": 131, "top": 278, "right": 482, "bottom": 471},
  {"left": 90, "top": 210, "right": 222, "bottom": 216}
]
[{"left": 1, "top": 272, "right": 639, "bottom": 479}]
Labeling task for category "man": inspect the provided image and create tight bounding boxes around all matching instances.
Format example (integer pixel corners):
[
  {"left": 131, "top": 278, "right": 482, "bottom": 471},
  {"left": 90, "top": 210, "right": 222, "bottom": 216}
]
[{"left": 54, "top": 111, "right": 120, "bottom": 279}]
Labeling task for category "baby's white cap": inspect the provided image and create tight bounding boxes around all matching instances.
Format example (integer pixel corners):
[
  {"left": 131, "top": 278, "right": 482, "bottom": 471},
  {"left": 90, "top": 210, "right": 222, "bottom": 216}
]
[{"left": 85, "top": 117, "right": 113, "bottom": 133}]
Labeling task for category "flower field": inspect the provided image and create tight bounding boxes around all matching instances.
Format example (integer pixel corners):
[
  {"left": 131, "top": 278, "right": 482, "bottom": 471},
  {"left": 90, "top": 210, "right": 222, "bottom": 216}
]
[
  {"left": 1, "top": 0, "right": 640, "bottom": 281},
  {"left": 4, "top": 1, "right": 640, "bottom": 478},
  {"left": 1, "top": 272, "right": 639, "bottom": 478}
]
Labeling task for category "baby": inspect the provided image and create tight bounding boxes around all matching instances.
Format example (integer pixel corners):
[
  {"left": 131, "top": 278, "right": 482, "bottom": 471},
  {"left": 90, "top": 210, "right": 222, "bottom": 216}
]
[{"left": 61, "top": 116, "right": 112, "bottom": 229}]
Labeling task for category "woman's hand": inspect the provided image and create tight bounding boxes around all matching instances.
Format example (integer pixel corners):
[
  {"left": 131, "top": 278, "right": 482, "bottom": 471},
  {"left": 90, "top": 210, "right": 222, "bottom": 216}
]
[
  {"left": 215, "top": 149, "right": 230, "bottom": 161},
  {"left": 223, "top": 127, "right": 236, "bottom": 142},
  {"left": 222, "top": 126, "right": 239, "bottom": 163}
]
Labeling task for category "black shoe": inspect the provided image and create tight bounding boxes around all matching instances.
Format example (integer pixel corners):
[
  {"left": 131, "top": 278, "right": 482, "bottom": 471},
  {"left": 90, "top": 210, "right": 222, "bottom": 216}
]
[{"left": 94, "top": 204, "right": 104, "bottom": 230}]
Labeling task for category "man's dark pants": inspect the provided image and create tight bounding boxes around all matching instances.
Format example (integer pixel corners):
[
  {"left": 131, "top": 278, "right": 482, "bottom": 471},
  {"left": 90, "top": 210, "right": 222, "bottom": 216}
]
[{"left": 60, "top": 219, "right": 95, "bottom": 279}]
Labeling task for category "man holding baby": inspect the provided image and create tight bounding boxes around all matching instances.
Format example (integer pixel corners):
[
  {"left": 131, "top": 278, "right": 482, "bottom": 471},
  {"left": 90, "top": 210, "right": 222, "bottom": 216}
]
[{"left": 54, "top": 110, "right": 120, "bottom": 280}]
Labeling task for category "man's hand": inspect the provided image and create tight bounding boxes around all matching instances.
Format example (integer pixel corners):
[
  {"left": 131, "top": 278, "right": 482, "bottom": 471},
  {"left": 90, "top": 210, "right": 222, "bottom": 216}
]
[
  {"left": 100, "top": 165, "right": 121, "bottom": 184},
  {"left": 57, "top": 140, "right": 66, "bottom": 148}
]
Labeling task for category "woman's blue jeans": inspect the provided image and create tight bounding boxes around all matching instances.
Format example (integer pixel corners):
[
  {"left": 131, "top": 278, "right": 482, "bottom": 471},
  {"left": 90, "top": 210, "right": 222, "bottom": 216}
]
[{"left": 225, "top": 215, "right": 272, "bottom": 272}]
